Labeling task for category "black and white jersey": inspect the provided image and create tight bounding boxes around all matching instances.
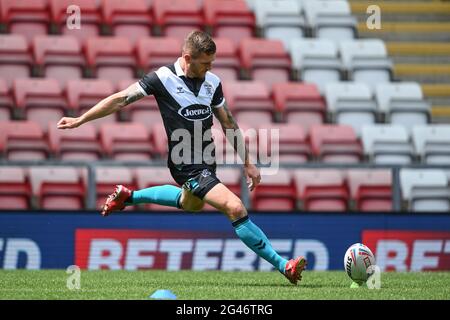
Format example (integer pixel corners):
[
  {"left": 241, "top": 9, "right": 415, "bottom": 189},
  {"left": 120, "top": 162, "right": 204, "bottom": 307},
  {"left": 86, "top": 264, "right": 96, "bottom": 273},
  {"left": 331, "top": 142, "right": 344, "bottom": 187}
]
[{"left": 137, "top": 59, "right": 225, "bottom": 168}]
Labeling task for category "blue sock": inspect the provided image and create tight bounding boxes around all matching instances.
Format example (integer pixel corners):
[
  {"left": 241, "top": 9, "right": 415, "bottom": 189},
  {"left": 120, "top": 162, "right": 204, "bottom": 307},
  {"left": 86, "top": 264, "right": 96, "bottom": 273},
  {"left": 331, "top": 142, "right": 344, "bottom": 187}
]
[
  {"left": 233, "top": 217, "right": 288, "bottom": 273},
  {"left": 126, "top": 185, "right": 182, "bottom": 208}
]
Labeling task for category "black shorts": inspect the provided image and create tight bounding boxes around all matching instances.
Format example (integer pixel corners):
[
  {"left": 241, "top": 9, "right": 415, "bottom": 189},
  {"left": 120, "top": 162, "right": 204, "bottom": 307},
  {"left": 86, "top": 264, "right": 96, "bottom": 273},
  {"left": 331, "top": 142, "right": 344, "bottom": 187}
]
[{"left": 169, "top": 164, "right": 221, "bottom": 199}]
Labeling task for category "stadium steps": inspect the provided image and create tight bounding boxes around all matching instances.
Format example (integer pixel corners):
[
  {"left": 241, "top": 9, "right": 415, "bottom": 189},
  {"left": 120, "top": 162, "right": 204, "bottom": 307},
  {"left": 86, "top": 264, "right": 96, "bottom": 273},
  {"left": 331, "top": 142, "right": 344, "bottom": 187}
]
[{"left": 422, "top": 84, "right": 450, "bottom": 123}]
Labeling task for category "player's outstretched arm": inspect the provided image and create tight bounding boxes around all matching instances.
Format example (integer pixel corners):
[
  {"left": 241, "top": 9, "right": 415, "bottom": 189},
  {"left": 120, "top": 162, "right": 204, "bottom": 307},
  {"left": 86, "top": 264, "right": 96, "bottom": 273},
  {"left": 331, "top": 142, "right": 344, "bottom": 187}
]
[
  {"left": 213, "top": 102, "right": 261, "bottom": 191},
  {"left": 57, "top": 82, "right": 145, "bottom": 129}
]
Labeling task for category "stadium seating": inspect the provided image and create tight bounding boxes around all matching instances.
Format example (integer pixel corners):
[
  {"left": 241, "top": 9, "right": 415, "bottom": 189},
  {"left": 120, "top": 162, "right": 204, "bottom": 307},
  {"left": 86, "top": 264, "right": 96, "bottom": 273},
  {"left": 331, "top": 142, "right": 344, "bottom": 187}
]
[
  {"left": 309, "top": 125, "right": 363, "bottom": 163},
  {"left": 212, "top": 37, "right": 240, "bottom": 81},
  {"left": 0, "top": 121, "right": 49, "bottom": 160},
  {"left": 340, "top": 39, "right": 393, "bottom": 89},
  {"left": 153, "top": 0, "right": 204, "bottom": 40},
  {"left": 303, "top": 0, "right": 357, "bottom": 42},
  {"left": 254, "top": 0, "right": 306, "bottom": 50},
  {"left": 361, "top": 125, "right": 415, "bottom": 164},
  {"left": 0, "top": 79, "right": 13, "bottom": 121},
  {"left": 150, "top": 123, "right": 169, "bottom": 159},
  {"left": 66, "top": 79, "right": 116, "bottom": 128},
  {"left": 95, "top": 166, "right": 136, "bottom": 210},
  {"left": 136, "top": 37, "right": 182, "bottom": 73},
  {"left": 223, "top": 81, "right": 274, "bottom": 125},
  {"left": 29, "top": 166, "right": 85, "bottom": 210},
  {"left": 272, "top": 82, "right": 326, "bottom": 131},
  {"left": 204, "top": 0, "right": 255, "bottom": 46},
  {"left": 100, "top": 123, "right": 153, "bottom": 161},
  {"left": 412, "top": 125, "right": 450, "bottom": 165},
  {"left": 325, "top": 82, "right": 378, "bottom": 135},
  {"left": 48, "top": 122, "right": 102, "bottom": 161},
  {"left": 400, "top": 169, "right": 450, "bottom": 212},
  {"left": 102, "top": 0, "right": 152, "bottom": 45},
  {"left": 13, "top": 78, "right": 67, "bottom": 133},
  {"left": 0, "top": 34, "right": 33, "bottom": 90},
  {"left": 294, "top": 169, "right": 349, "bottom": 211},
  {"left": 240, "top": 38, "right": 291, "bottom": 88},
  {"left": 50, "top": 0, "right": 101, "bottom": 45},
  {"left": 251, "top": 168, "right": 296, "bottom": 211},
  {"left": 1, "top": 0, "right": 50, "bottom": 43},
  {"left": 347, "top": 169, "right": 392, "bottom": 211},
  {"left": 290, "top": 38, "right": 342, "bottom": 94},
  {"left": 375, "top": 82, "right": 430, "bottom": 127},
  {"left": 33, "top": 35, "right": 85, "bottom": 88},
  {"left": 0, "top": 166, "right": 31, "bottom": 209},
  {"left": 85, "top": 37, "right": 136, "bottom": 85},
  {"left": 257, "top": 123, "right": 310, "bottom": 164}
]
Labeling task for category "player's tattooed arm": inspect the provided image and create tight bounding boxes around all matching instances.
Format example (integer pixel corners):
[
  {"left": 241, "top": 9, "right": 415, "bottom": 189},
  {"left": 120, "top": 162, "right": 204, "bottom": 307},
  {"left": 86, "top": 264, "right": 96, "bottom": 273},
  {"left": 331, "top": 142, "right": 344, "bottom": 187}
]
[
  {"left": 122, "top": 83, "right": 145, "bottom": 106},
  {"left": 58, "top": 83, "right": 145, "bottom": 128}
]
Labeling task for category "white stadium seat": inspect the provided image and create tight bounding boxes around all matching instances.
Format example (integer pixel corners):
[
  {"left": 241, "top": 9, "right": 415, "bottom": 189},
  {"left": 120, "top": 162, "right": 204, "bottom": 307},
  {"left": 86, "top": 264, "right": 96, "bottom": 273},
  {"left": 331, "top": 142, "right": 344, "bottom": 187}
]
[
  {"left": 290, "top": 39, "right": 342, "bottom": 93},
  {"left": 325, "top": 82, "right": 377, "bottom": 135},
  {"left": 400, "top": 169, "right": 450, "bottom": 212},
  {"left": 303, "top": 0, "right": 357, "bottom": 42},
  {"left": 340, "top": 39, "right": 393, "bottom": 89},
  {"left": 361, "top": 125, "right": 415, "bottom": 164},
  {"left": 376, "top": 82, "right": 430, "bottom": 127},
  {"left": 412, "top": 125, "right": 450, "bottom": 165},
  {"left": 255, "top": 0, "right": 306, "bottom": 50}
]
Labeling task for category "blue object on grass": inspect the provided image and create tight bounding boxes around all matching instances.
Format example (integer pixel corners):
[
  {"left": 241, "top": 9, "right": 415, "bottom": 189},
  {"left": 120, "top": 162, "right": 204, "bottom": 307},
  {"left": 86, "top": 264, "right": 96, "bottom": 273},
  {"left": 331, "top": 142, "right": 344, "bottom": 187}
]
[{"left": 149, "top": 289, "right": 177, "bottom": 300}]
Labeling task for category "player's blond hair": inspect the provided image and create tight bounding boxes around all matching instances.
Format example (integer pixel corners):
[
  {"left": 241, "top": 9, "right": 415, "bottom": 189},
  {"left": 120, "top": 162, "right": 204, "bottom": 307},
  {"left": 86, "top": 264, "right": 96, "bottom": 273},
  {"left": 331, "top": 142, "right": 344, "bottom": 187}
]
[{"left": 183, "top": 30, "right": 216, "bottom": 58}]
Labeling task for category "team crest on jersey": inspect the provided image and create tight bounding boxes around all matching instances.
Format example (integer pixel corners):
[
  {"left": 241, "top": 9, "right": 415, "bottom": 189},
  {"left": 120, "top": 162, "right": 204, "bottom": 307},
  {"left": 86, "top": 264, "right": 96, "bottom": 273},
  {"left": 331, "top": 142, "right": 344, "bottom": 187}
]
[
  {"left": 204, "top": 84, "right": 213, "bottom": 96},
  {"left": 178, "top": 104, "right": 212, "bottom": 121}
]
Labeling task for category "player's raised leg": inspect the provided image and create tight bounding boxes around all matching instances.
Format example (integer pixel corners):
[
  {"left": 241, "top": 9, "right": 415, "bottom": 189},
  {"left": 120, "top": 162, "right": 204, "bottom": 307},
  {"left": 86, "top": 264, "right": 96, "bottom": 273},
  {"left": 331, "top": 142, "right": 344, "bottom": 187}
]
[{"left": 203, "top": 183, "right": 307, "bottom": 285}]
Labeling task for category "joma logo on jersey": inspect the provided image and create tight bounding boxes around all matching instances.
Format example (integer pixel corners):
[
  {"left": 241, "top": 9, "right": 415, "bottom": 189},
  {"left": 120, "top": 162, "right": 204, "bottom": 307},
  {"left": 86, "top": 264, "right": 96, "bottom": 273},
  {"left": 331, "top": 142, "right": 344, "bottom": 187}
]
[{"left": 178, "top": 104, "right": 212, "bottom": 121}]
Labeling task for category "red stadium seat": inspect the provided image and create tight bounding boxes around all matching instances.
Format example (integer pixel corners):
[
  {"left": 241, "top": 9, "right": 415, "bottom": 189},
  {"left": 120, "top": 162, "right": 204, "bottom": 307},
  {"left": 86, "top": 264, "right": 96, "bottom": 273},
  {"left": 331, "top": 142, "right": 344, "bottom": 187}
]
[
  {"left": 257, "top": 123, "right": 310, "bottom": 164},
  {"left": 0, "top": 79, "right": 13, "bottom": 121},
  {"left": 294, "top": 169, "right": 348, "bottom": 211},
  {"left": 85, "top": 37, "right": 136, "bottom": 85},
  {"left": 102, "top": 0, "right": 152, "bottom": 45},
  {"left": 0, "top": 166, "right": 31, "bottom": 209},
  {"left": 212, "top": 38, "right": 240, "bottom": 81},
  {"left": 309, "top": 125, "right": 363, "bottom": 163},
  {"left": 223, "top": 81, "right": 274, "bottom": 124},
  {"left": 204, "top": 0, "right": 255, "bottom": 46},
  {"left": 95, "top": 167, "right": 136, "bottom": 210},
  {"left": 0, "top": 35, "right": 32, "bottom": 90},
  {"left": 273, "top": 82, "right": 326, "bottom": 132},
  {"left": 136, "top": 37, "right": 182, "bottom": 73},
  {"left": 347, "top": 169, "right": 392, "bottom": 212},
  {"left": 50, "top": 0, "right": 101, "bottom": 46},
  {"left": 48, "top": 122, "right": 102, "bottom": 161},
  {"left": 1, "top": 0, "right": 49, "bottom": 43},
  {"left": 100, "top": 123, "right": 153, "bottom": 161},
  {"left": 153, "top": 0, "right": 204, "bottom": 40},
  {"left": 240, "top": 38, "right": 291, "bottom": 88},
  {"left": 117, "top": 79, "right": 161, "bottom": 128},
  {"left": 13, "top": 78, "right": 67, "bottom": 133},
  {"left": 66, "top": 79, "right": 116, "bottom": 129},
  {"left": 33, "top": 35, "right": 85, "bottom": 88},
  {"left": 251, "top": 168, "right": 296, "bottom": 211},
  {"left": 135, "top": 166, "right": 181, "bottom": 211},
  {"left": 29, "top": 166, "right": 85, "bottom": 210},
  {"left": 0, "top": 121, "right": 49, "bottom": 160}
]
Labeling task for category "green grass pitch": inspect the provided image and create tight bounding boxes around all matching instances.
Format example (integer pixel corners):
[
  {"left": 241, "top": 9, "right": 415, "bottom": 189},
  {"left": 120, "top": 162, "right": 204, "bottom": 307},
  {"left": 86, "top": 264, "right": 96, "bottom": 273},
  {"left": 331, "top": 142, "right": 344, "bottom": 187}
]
[{"left": 0, "top": 270, "right": 449, "bottom": 300}]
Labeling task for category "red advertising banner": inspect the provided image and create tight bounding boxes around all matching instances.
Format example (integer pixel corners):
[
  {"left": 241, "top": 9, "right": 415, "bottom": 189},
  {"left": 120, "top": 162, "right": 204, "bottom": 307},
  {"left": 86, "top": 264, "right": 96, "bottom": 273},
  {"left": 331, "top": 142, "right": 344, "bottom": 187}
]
[{"left": 362, "top": 230, "right": 450, "bottom": 271}]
